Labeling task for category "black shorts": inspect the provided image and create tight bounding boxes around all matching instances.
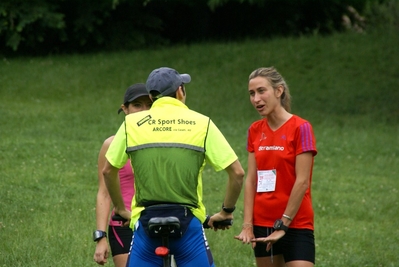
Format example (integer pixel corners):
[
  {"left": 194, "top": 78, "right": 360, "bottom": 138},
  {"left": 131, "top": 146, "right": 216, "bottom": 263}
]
[
  {"left": 108, "top": 225, "right": 133, "bottom": 256},
  {"left": 253, "top": 226, "right": 315, "bottom": 264}
]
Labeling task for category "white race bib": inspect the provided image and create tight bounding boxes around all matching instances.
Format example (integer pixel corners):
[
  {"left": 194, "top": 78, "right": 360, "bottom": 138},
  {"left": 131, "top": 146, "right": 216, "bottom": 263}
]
[{"left": 257, "top": 169, "right": 276, "bottom": 192}]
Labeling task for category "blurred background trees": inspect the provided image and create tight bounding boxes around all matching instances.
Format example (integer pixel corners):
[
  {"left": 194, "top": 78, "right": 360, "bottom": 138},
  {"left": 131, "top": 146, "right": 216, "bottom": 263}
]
[{"left": 0, "top": 0, "right": 397, "bottom": 56}]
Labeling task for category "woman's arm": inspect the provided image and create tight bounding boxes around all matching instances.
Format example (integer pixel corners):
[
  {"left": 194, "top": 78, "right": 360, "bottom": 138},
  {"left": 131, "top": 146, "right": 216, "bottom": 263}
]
[
  {"left": 93, "top": 137, "right": 113, "bottom": 265},
  {"left": 282, "top": 151, "right": 313, "bottom": 226},
  {"left": 234, "top": 152, "right": 257, "bottom": 245},
  {"left": 95, "top": 137, "right": 114, "bottom": 231}
]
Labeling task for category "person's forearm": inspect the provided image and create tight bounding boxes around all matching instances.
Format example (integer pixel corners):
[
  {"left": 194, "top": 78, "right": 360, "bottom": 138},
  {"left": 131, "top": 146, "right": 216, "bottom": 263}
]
[
  {"left": 283, "top": 178, "right": 308, "bottom": 225},
  {"left": 283, "top": 152, "right": 313, "bottom": 225},
  {"left": 223, "top": 176, "right": 243, "bottom": 208},
  {"left": 242, "top": 153, "right": 256, "bottom": 224},
  {"left": 95, "top": 190, "right": 112, "bottom": 231},
  {"left": 103, "top": 162, "right": 125, "bottom": 212},
  {"left": 223, "top": 160, "right": 244, "bottom": 208},
  {"left": 243, "top": 177, "right": 255, "bottom": 224},
  {"left": 96, "top": 137, "right": 114, "bottom": 230}
]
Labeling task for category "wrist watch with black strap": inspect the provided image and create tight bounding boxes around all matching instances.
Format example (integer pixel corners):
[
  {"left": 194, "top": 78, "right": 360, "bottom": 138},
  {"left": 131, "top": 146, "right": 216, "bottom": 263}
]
[
  {"left": 273, "top": 219, "right": 288, "bottom": 232},
  {"left": 92, "top": 230, "right": 107, "bottom": 242},
  {"left": 222, "top": 203, "right": 236, "bottom": 213}
]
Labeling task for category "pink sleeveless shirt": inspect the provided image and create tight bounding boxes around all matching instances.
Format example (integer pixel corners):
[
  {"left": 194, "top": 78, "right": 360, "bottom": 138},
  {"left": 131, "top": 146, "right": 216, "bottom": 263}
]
[{"left": 109, "top": 159, "right": 135, "bottom": 226}]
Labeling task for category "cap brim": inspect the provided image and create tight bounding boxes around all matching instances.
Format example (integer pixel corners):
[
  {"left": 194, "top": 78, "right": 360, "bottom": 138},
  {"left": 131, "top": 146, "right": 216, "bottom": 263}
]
[{"left": 181, "top": 74, "right": 191, "bottom": 84}]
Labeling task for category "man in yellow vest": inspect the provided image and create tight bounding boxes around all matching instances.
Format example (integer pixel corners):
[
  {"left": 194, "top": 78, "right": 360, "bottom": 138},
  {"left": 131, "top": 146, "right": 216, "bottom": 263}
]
[{"left": 103, "top": 67, "right": 244, "bottom": 267}]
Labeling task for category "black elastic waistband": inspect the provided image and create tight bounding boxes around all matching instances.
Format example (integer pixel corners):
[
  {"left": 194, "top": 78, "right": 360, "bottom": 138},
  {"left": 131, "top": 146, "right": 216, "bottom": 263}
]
[{"left": 141, "top": 201, "right": 197, "bottom": 209}]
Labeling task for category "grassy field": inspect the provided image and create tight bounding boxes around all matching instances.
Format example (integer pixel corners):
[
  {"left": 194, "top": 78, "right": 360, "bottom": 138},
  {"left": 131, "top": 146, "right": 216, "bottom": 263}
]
[{"left": 0, "top": 28, "right": 398, "bottom": 267}]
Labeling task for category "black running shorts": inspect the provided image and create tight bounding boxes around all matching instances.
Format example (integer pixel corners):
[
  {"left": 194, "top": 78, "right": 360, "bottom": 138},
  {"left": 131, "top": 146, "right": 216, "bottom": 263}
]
[{"left": 253, "top": 226, "right": 315, "bottom": 264}]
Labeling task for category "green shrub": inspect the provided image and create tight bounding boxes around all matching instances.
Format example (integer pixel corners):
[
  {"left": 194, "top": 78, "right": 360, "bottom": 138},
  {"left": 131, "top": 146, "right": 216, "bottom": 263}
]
[
  {"left": 0, "top": 0, "right": 65, "bottom": 51},
  {"left": 2, "top": 0, "right": 394, "bottom": 55},
  {"left": 363, "top": 0, "right": 399, "bottom": 31}
]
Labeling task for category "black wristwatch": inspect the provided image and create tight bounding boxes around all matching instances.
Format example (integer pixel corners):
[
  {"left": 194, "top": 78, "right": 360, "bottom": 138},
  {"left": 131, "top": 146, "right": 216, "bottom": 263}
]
[
  {"left": 93, "top": 230, "right": 107, "bottom": 242},
  {"left": 222, "top": 204, "right": 236, "bottom": 213},
  {"left": 273, "top": 219, "right": 288, "bottom": 232}
]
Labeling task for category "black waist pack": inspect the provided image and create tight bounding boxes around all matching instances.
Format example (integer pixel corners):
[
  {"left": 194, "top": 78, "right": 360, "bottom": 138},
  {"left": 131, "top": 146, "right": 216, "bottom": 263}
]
[{"left": 139, "top": 204, "right": 194, "bottom": 239}]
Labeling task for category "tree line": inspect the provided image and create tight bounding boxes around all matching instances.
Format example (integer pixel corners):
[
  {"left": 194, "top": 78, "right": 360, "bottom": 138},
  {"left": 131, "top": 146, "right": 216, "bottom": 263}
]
[{"left": 0, "top": 0, "right": 396, "bottom": 56}]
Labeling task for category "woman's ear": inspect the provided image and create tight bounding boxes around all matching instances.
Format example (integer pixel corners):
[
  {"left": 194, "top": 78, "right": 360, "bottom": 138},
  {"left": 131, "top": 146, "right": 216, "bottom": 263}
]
[
  {"left": 276, "top": 85, "right": 284, "bottom": 98},
  {"left": 121, "top": 104, "right": 128, "bottom": 115}
]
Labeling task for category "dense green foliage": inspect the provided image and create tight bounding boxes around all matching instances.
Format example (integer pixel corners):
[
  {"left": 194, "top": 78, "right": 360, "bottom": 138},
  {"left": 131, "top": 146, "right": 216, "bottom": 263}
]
[
  {"left": 0, "top": 27, "right": 398, "bottom": 266},
  {"left": 1, "top": 0, "right": 396, "bottom": 55}
]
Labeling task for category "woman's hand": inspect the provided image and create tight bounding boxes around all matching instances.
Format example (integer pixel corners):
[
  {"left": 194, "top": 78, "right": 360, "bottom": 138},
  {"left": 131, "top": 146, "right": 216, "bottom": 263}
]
[
  {"left": 234, "top": 226, "right": 256, "bottom": 248},
  {"left": 114, "top": 208, "right": 131, "bottom": 227},
  {"left": 93, "top": 238, "right": 109, "bottom": 265},
  {"left": 251, "top": 230, "right": 286, "bottom": 251}
]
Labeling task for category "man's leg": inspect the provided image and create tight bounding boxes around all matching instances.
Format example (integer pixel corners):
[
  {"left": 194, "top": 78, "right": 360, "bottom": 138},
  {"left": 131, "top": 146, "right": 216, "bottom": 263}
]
[
  {"left": 126, "top": 222, "right": 163, "bottom": 267},
  {"left": 172, "top": 217, "right": 215, "bottom": 267}
]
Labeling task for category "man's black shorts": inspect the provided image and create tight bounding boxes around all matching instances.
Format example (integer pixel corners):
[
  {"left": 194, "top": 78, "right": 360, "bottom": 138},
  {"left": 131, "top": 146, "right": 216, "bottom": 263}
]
[{"left": 253, "top": 226, "right": 315, "bottom": 263}]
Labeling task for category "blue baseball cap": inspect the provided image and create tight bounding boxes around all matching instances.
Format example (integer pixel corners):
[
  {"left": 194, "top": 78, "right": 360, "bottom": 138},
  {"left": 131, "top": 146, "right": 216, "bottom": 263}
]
[{"left": 146, "top": 67, "right": 191, "bottom": 96}]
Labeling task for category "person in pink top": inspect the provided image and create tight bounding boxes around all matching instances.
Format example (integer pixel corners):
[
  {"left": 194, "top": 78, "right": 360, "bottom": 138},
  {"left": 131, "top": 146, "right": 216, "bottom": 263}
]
[{"left": 93, "top": 83, "right": 152, "bottom": 267}]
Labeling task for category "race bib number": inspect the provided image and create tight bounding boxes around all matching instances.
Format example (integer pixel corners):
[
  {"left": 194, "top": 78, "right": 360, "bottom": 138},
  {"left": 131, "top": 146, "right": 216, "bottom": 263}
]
[{"left": 257, "top": 169, "right": 276, "bottom": 192}]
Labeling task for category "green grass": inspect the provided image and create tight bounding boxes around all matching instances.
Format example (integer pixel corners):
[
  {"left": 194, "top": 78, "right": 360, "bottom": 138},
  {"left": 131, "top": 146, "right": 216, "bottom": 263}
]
[{"left": 1, "top": 28, "right": 398, "bottom": 266}]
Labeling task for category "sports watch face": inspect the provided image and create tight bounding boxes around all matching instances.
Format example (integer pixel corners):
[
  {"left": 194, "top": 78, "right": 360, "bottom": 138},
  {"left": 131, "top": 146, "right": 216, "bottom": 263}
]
[
  {"left": 273, "top": 219, "right": 283, "bottom": 229},
  {"left": 93, "top": 230, "right": 106, "bottom": 242},
  {"left": 273, "top": 219, "right": 288, "bottom": 232}
]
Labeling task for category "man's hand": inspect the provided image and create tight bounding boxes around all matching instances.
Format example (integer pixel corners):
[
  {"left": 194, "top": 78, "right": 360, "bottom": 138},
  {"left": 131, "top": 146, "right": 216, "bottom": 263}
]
[{"left": 207, "top": 211, "right": 233, "bottom": 231}]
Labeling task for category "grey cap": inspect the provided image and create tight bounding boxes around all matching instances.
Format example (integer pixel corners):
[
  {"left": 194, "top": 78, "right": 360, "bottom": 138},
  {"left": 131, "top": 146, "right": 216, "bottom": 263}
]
[{"left": 146, "top": 67, "right": 191, "bottom": 96}]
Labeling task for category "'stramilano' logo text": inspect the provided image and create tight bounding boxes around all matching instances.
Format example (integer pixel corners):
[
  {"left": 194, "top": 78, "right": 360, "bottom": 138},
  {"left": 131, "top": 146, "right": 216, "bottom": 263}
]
[{"left": 258, "top": 146, "right": 284, "bottom": 151}]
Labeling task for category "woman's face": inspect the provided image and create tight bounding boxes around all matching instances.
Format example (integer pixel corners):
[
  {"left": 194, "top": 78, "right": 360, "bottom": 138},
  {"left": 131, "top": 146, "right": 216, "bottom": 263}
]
[
  {"left": 248, "top": 76, "right": 280, "bottom": 117},
  {"left": 124, "top": 96, "right": 152, "bottom": 115}
]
